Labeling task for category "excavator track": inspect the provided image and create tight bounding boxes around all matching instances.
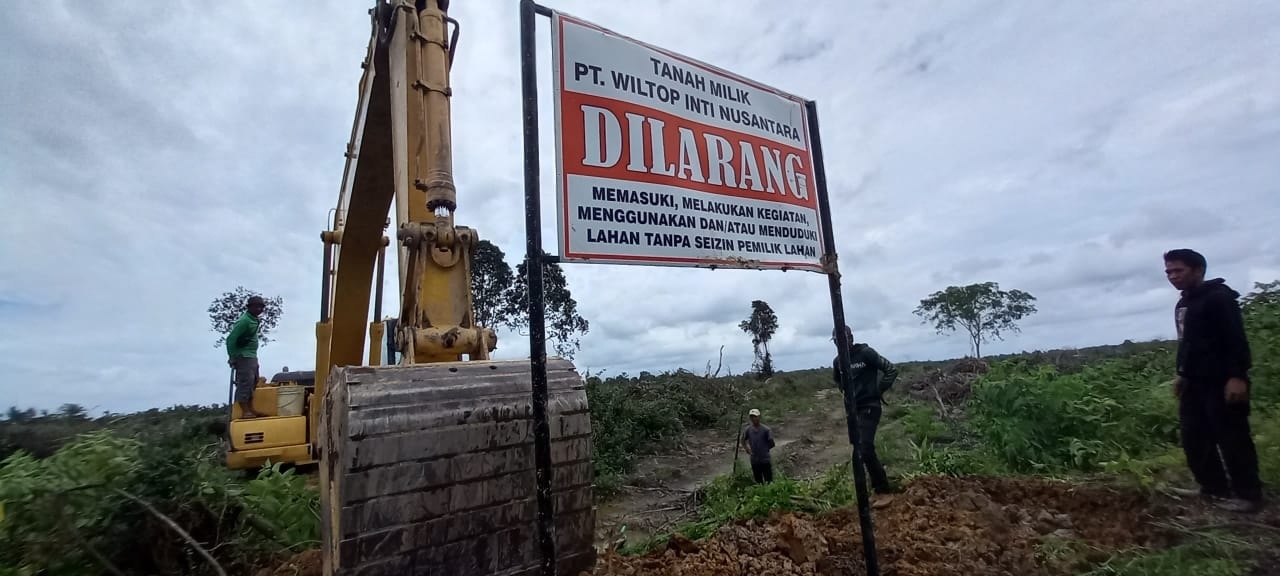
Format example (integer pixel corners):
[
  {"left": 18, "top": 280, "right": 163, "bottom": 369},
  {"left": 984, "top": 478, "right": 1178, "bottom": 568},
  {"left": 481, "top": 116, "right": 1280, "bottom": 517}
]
[{"left": 318, "top": 358, "right": 596, "bottom": 576}]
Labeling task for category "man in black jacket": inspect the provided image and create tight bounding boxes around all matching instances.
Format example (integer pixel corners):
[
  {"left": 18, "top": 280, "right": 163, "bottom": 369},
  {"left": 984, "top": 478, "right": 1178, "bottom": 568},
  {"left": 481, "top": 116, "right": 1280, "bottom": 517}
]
[
  {"left": 1164, "top": 248, "right": 1263, "bottom": 513},
  {"left": 832, "top": 325, "right": 900, "bottom": 494}
]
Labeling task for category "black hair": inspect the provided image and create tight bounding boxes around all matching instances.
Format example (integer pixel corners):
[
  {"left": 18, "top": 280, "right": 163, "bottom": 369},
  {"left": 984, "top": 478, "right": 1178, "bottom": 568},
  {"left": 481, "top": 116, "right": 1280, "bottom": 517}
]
[
  {"left": 246, "top": 295, "right": 266, "bottom": 306},
  {"left": 1163, "top": 248, "right": 1207, "bottom": 270}
]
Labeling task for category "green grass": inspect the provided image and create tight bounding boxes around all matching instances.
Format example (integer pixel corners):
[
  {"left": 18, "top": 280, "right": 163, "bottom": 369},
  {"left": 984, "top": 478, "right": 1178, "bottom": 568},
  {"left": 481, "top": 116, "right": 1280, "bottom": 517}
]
[
  {"left": 618, "top": 461, "right": 860, "bottom": 556},
  {"left": 1077, "top": 530, "right": 1254, "bottom": 576}
]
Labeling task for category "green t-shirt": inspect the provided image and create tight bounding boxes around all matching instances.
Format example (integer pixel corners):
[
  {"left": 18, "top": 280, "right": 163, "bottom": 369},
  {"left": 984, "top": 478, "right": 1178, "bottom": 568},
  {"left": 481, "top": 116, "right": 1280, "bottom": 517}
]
[{"left": 226, "top": 311, "right": 260, "bottom": 359}]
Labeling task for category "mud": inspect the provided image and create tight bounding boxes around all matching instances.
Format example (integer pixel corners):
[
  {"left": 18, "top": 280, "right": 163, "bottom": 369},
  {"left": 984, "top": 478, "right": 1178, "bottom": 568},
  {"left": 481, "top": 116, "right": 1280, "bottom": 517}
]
[{"left": 586, "top": 475, "right": 1167, "bottom": 576}]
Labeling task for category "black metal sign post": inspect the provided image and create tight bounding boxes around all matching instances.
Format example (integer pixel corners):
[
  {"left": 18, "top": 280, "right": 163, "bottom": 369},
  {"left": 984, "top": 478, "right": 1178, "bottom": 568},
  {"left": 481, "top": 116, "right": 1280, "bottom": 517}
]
[
  {"left": 520, "top": 1, "right": 558, "bottom": 575},
  {"left": 807, "top": 99, "right": 881, "bottom": 575}
]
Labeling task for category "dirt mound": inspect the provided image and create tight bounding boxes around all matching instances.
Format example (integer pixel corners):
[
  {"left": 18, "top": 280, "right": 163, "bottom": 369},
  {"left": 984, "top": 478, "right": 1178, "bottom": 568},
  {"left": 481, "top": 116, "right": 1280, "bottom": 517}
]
[
  {"left": 906, "top": 360, "right": 989, "bottom": 410},
  {"left": 255, "top": 549, "right": 322, "bottom": 576},
  {"left": 947, "top": 358, "right": 990, "bottom": 375},
  {"left": 586, "top": 476, "right": 1165, "bottom": 576}
]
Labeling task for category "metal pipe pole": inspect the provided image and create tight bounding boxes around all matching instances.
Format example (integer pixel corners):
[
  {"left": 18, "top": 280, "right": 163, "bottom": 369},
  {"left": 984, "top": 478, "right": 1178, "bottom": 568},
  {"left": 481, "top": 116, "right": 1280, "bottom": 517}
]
[
  {"left": 520, "top": 1, "right": 558, "bottom": 574},
  {"left": 806, "top": 99, "right": 880, "bottom": 575}
]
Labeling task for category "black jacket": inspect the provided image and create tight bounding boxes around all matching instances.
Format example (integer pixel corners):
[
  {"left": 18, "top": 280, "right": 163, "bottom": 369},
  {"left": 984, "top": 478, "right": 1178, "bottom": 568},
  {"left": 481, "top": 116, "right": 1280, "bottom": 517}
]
[
  {"left": 832, "top": 343, "right": 899, "bottom": 407},
  {"left": 1175, "top": 278, "right": 1251, "bottom": 386}
]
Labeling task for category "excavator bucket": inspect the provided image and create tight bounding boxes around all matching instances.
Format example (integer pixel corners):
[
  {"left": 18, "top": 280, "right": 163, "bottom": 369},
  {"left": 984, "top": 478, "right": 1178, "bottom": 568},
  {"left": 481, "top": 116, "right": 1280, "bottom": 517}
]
[{"left": 318, "top": 357, "right": 596, "bottom": 576}]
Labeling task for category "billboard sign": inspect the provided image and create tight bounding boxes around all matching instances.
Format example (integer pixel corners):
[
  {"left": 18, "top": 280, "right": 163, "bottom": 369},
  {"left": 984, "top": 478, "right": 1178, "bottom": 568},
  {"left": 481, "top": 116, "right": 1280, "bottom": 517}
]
[{"left": 551, "top": 12, "right": 823, "bottom": 271}]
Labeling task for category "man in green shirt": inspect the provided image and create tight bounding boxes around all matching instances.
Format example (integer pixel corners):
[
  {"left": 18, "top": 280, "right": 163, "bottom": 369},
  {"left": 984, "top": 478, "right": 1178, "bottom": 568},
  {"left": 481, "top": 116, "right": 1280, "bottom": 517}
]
[{"left": 227, "top": 296, "right": 266, "bottom": 418}]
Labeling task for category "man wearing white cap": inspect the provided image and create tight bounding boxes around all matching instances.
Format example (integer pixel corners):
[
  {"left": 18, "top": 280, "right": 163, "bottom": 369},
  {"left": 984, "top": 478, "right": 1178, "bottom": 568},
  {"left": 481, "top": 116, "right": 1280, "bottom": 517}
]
[{"left": 741, "top": 408, "right": 776, "bottom": 484}]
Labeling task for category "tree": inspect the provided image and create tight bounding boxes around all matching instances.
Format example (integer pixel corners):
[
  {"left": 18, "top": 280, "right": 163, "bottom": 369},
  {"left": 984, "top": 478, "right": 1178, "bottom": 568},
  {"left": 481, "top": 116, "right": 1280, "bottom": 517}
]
[
  {"left": 208, "top": 286, "right": 284, "bottom": 348},
  {"left": 510, "top": 251, "right": 590, "bottom": 359},
  {"left": 470, "top": 239, "right": 516, "bottom": 329},
  {"left": 738, "top": 300, "right": 779, "bottom": 378},
  {"left": 913, "top": 282, "right": 1037, "bottom": 358},
  {"left": 1241, "top": 280, "right": 1280, "bottom": 322},
  {"left": 58, "top": 403, "right": 87, "bottom": 420},
  {"left": 5, "top": 406, "right": 35, "bottom": 422},
  {"left": 1241, "top": 280, "right": 1279, "bottom": 399}
]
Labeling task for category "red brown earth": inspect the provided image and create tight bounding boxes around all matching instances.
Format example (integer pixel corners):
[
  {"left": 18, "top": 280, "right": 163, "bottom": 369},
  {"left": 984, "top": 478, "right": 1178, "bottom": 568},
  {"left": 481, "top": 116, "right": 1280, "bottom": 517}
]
[{"left": 586, "top": 475, "right": 1170, "bottom": 576}]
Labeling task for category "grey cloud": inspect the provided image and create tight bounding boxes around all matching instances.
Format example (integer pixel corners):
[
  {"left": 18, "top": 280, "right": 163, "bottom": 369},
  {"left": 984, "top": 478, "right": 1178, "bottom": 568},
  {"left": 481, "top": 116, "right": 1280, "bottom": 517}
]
[
  {"left": 777, "top": 39, "right": 833, "bottom": 65},
  {"left": 877, "top": 30, "right": 946, "bottom": 77},
  {"left": 1025, "top": 252, "right": 1055, "bottom": 266},
  {"left": 3, "top": 1, "right": 1279, "bottom": 412},
  {"left": 929, "top": 256, "right": 1007, "bottom": 285}
]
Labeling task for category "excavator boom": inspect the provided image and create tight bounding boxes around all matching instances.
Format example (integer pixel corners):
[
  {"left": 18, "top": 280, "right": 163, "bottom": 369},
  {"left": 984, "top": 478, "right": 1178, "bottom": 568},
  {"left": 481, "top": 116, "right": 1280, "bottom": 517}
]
[{"left": 313, "top": 2, "right": 595, "bottom": 574}]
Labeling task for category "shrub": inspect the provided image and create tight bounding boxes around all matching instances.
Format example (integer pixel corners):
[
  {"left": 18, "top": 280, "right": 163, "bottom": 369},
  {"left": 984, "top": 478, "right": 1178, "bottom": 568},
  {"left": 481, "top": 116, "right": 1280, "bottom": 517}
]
[
  {"left": 586, "top": 369, "right": 831, "bottom": 488},
  {"left": 967, "top": 350, "right": 1180, "bottom": 473},
  {"left": 0, "top": 427, "right": 318, "bottom": 575}
]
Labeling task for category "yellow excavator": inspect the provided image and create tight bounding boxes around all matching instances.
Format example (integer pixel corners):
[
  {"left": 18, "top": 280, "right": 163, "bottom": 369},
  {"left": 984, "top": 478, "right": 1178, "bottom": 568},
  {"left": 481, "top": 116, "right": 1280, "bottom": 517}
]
[{"left": 223, "top": 1, "right": 596, "bottom": 574}]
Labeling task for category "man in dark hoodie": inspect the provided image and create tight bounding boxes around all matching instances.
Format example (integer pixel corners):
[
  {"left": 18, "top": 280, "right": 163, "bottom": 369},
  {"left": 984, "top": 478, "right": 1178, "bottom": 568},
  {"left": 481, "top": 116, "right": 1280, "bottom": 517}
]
[
  {"left": 1164, "top": 249, "right": 1263, "bottom": 513},
  {"left": 832, "top": 325, "right": 900, "bottom": 494}
]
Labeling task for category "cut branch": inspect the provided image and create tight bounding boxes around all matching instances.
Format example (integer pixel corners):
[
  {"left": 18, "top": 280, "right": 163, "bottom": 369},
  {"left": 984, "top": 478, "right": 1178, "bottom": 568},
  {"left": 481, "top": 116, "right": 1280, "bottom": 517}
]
[{"left": 114, "top": 489, "right": 227, "bottom": 576}]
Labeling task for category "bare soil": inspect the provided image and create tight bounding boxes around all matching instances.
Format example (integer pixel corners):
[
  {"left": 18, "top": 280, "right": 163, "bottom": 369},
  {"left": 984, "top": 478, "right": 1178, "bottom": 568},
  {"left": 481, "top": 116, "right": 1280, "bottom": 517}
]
[
  {"left": 586, "top": 475, "right": 1173, "bottom": 576},
  {"left": 255, "top": 549, "right": 322, "bottom": 576}
]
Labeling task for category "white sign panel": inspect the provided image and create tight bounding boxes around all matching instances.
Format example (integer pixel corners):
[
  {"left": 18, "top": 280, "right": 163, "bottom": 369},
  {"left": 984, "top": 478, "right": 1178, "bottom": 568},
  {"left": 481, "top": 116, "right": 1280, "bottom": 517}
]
[{"left": 551, "top": 11, "right": 824, "bottom": 272}]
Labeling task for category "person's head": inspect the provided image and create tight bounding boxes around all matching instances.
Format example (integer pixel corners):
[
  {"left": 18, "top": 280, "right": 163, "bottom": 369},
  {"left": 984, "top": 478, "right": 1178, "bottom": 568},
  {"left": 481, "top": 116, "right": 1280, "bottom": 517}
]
[
  {"left": 748, "top": 408, "right": 761, "bottom": 425},
  {"left": 246, "top": 295, "right": 266, "bottom": 317},
  {"left": 1163, "top": 249, "right": 1207, "bottom": 291},
  {"left": 832, "top": 325, "right": 854, "bottom": 345}
]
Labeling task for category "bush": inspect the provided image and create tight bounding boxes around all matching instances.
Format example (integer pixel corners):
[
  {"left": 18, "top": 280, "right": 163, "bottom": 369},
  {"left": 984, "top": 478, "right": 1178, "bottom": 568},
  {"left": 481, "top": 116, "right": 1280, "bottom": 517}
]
[
  {"left": 586, "top": 369, "right": 831, "bottom": 490},
  {"left": 961, "top": 280, "right": 1279, "bottom": 477},
  {"left": 0, "top": 427, "right": 317, "bottom": 575},
  {"left": 967, "top": 350, "right": 1180, "bottom": 473}
]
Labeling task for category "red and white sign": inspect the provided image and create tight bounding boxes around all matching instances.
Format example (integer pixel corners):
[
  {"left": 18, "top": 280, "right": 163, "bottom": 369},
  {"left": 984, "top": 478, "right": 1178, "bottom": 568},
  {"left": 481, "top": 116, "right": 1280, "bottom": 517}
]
[{"left": 551, "top": 11, "right": 824, "bottom": 272}]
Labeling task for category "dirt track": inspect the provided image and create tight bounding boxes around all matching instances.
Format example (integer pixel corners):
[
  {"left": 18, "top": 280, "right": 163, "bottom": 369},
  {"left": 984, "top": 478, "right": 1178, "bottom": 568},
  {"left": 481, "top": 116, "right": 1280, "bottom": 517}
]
[
  {"left": 587, "top": 475, "right": 1169, "bottom": 576},
  {"left": 595, "top": 389, "right": 852, "bottom": 548}
]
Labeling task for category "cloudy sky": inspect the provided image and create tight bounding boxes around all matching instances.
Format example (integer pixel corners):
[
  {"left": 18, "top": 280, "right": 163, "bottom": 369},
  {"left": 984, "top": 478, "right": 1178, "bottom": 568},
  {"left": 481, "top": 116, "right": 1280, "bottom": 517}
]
[{"left": 2, "top": 1, "right": 1278, "bottom": 415}]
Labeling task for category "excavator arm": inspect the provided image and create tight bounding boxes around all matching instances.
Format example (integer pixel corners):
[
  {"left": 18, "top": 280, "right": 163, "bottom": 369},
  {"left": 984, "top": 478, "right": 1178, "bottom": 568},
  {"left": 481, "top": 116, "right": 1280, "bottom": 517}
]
[{"left": 313, "top": 2, "right": 595, "bottom": 575}]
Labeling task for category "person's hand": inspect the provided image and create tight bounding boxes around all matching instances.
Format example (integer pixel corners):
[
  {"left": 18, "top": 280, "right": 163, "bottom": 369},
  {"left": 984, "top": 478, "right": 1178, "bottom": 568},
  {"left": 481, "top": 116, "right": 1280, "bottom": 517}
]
[
  {"left": 1172, "top": 377, "right": 1185, "bottom": 398},
  {"left": 1225, "top": 378, "right": 1249, "bottom": 404},
  {"left": 228, "top": 358, "right": 235, "bottom": 367}
]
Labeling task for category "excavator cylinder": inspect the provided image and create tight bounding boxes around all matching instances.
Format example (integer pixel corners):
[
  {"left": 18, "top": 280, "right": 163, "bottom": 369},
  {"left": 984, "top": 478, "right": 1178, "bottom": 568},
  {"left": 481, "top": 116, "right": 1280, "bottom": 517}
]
[
  {"left": 319, "top": 358, "right": 595, "bottom": 576},
  {"left": 414, "top": 0, "right": 456, "bottom": 213}
]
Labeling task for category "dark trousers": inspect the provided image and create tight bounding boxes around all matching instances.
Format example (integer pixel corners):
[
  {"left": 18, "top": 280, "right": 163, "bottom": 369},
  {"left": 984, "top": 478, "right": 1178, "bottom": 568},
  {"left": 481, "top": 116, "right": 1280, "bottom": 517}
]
[
  {"left": 845, "top": 403, "right": 890, "bottom": 491},
  {"left": 750, "top": 461, "right": 773, "bottom": 484},
  {"left": 1180, "top": 382, "right": 1262, "bottom": 501},
  {"left": 232, "top": 357, "right": 259, "bottom": 404}
]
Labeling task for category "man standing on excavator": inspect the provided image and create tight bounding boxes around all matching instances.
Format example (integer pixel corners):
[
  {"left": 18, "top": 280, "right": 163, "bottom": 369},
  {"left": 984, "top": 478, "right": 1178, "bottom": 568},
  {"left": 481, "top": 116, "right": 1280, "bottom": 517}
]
[
  {"left": 227, "top": 295, "right": 265, "bottom": 419},
  {"left": 832, "top": 325, "right": 900, "bottom": 494}
]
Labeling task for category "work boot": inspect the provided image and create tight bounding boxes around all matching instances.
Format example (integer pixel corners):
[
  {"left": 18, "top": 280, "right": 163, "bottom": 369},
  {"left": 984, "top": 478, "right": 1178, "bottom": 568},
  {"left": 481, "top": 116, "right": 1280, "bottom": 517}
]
[
  {"left": 1216, "top": 498, "right": 1264, "bottom": 514},
  {"left": 1166, "top": 486, "right": 1227, "bottom": 501}
]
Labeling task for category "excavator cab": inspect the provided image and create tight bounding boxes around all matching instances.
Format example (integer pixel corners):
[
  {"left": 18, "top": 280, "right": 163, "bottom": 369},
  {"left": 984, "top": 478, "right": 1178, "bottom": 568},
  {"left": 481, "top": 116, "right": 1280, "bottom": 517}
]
[{"left": 230, "top": 1, "right": 596, "bottom": 574}]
